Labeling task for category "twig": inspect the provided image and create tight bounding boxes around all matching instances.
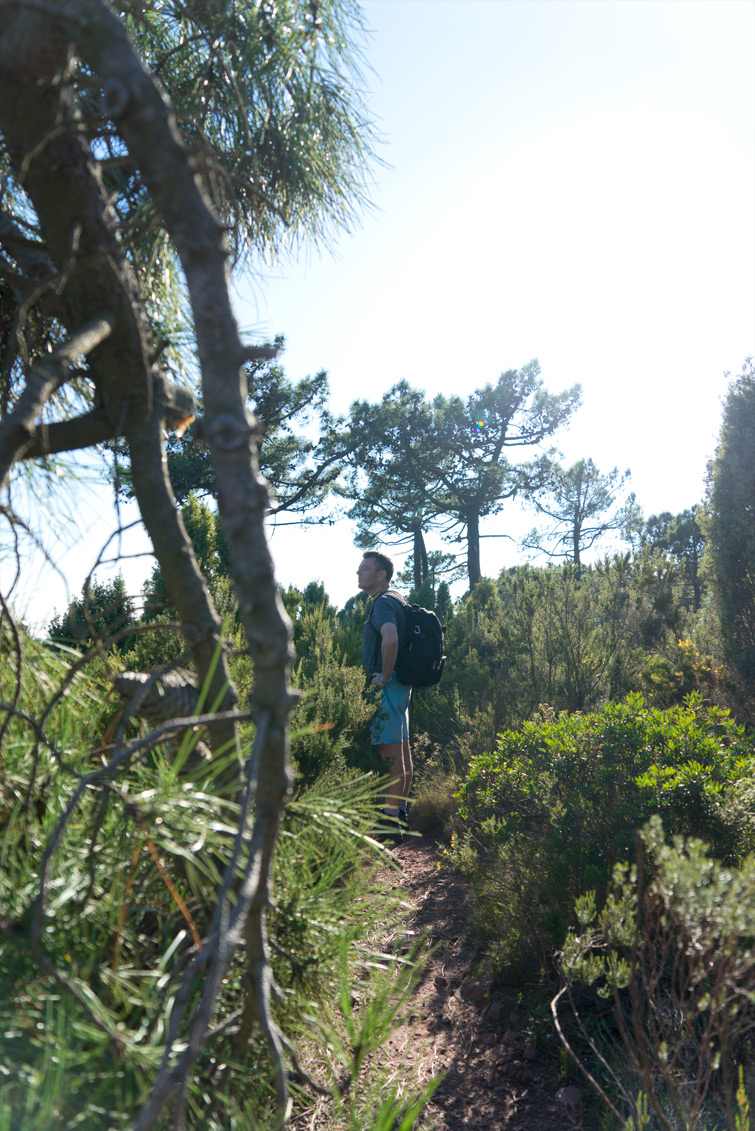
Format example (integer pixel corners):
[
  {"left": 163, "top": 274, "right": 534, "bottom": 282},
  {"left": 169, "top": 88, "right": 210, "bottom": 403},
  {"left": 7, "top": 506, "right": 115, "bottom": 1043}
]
[
  {"left": 112, "top": 840, "right": 141, "bottom": 974},
  {"left": 550, "top": 984, "right": 624, "bottom": 1123},
  {"left": 144, "top": 834, "right": 202, "bottom": 948}
]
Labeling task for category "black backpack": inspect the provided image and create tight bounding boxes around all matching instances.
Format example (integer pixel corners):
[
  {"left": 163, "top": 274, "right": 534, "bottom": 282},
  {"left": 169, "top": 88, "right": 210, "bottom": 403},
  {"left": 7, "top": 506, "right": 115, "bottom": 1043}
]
[{"left": 370, "top": 590, "right": 447, "bottom": 688}]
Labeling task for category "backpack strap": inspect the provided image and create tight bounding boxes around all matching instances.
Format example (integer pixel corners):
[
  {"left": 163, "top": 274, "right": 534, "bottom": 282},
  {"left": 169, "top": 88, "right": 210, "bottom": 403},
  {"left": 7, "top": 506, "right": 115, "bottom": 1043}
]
[{"left": 367, "top": 589, "right": 406, "bottom": 636}]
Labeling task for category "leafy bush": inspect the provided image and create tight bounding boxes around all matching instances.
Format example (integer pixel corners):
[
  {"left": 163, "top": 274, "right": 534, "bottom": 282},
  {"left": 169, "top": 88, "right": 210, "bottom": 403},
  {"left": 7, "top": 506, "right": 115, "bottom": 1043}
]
[
  {"left": 47, "top": 574, "right": 138, "bottom": 654},
  {"left": 640, "top": 637, "right": 723, "bottom": 708},
  {"left": 408, "top": 743, "right": 461, "bottom": 838},
  {"left": 415, "top": 556, "right": 691, "bottom": 769},
  {"left": 285, "top": 593, "right": 375, "bottom": 785},
  {"left": 558, "top": 816, "right": 755, "bottom": 1130},
  {"left": 453, "top": 694, "right": 755, "bottom": 974}
]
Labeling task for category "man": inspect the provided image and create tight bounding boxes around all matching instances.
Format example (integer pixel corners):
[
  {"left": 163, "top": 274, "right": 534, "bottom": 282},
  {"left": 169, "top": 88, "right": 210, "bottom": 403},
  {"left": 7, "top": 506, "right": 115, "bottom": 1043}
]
[{"left": 357, "top": 550, "right": 412, "bottom": 829}]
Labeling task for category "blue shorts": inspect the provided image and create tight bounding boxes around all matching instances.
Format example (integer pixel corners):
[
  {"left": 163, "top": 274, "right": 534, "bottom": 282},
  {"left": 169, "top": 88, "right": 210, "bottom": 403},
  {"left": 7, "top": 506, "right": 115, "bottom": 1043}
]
[{"left": 371, "top": 674, "right": 412, "bottom": 745}]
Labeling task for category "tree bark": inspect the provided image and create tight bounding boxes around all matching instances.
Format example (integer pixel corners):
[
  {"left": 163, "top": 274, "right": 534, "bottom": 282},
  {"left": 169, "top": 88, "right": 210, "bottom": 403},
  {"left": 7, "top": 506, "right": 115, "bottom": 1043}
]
[
  {"left": 467, "top": 509, "right": 482, "bottom": 588},
  {"left": 573, "top": 523, "right": 581, "bottom": 574},
  {"left": 0, "top": 316, "right": 114, "bottom": 487},
  {"left": 65, "top": 3, "right": 296, "bottom": 1121},
  {"left": 412, "top": 526, "right": 429, "bottom": 590}
]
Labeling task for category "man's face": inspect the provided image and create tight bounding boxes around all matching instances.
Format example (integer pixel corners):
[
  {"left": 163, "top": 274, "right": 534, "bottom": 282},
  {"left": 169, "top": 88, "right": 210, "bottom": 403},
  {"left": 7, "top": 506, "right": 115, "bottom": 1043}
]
[{"left": 357, "top": 556, "right": 385, "bottom": 596}]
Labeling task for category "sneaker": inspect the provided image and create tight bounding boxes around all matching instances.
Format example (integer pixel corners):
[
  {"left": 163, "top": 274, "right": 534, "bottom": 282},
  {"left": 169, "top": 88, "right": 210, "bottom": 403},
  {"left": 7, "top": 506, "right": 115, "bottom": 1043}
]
[{"left": 370, "top": 809, "right": 403, "bottom": 844}]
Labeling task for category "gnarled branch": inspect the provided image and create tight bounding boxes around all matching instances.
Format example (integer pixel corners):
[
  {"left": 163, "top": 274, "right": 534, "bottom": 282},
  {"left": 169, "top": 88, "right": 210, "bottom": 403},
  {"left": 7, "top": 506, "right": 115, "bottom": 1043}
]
[{"left": 0, "top": 313, "right": 115, "bottom": 486}]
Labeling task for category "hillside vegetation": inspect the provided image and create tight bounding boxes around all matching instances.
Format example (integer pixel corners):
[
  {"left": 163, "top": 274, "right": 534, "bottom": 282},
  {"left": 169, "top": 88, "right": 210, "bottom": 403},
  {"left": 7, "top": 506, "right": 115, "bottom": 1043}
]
[
  {"left": 3, "top": 469, "right": 754, "bottom": 1128},
  {"left": 0, "top": 1, "right": 752, "bottom": 1122}
]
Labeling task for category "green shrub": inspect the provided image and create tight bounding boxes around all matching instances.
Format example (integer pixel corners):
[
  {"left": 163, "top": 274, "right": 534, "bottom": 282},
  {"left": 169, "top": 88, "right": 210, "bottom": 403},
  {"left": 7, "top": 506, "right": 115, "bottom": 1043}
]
[
  {"left": 453, "top": 694, "right": 755, "bottom": 975},
  {"left": 559, "top": 816, "right": 755, "bottom": 1130},
  {"left": 287, "top": 596, "right": 375, "bottom": 786},
  {"left": 409, "top": 763, "right": 461, "bottom": 838}
]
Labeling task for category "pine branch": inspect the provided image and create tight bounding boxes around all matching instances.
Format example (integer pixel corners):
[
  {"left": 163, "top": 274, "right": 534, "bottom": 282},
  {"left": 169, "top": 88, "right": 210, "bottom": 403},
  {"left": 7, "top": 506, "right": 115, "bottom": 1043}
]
[{"left": 0, "top": 314, "right": 115, "bottom": 487}]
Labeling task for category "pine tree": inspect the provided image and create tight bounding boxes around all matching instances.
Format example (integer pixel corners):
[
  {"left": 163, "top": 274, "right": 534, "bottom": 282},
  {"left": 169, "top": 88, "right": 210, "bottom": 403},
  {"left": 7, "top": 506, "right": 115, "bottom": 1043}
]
[
  {"left": 344, "top": 382, "right": 443, "bottom": 589},
  {"left": 522, "top": 458, "right": 641, "bottom": 570},
  {"left": 430, "top": 362, "right": 581, "bottom": 587}
]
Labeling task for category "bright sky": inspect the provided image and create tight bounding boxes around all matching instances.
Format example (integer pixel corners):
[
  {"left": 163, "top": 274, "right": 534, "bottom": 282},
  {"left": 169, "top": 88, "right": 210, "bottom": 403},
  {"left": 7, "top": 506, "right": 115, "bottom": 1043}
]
[
  {"left": 4, "top": 0, "right": 754, "bottom": 627},
  {"left": 242, "top": 0, "right": 755, "bottom": 607}
]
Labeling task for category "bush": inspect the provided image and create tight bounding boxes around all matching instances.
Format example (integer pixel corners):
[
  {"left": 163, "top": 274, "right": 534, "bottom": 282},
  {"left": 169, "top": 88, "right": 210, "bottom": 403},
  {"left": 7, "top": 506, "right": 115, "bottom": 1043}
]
[
  {"left": 558, "top": 816, "right": 755, "bottom": 1130},
  {"left": 408, "top": 742, "right": 461, "bottom": 837},
  {"left": 453, "top": 694, "right": 755, "bottom": 975},
  {"left": 287, "top": 596, "right": 375, "bottom": 786}
]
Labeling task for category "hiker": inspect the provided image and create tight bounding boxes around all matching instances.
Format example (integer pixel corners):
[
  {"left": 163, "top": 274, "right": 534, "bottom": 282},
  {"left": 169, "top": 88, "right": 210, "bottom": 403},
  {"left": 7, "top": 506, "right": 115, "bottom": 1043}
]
[{"left": 357, "top": 550, "right": 412, "bottom": 827}]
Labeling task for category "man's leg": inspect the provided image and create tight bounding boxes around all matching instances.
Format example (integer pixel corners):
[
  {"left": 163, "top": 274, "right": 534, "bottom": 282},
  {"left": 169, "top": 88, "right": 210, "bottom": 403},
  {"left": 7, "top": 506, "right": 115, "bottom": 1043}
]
[
  {"left": 401, "top": 737, "right": 413, "bottom": 813},
  {"left": 372, "top": 677, "right": 412, "bottom": 816},
  {"left": 378, "top": 740, "right": 411, "bottom": 814}
]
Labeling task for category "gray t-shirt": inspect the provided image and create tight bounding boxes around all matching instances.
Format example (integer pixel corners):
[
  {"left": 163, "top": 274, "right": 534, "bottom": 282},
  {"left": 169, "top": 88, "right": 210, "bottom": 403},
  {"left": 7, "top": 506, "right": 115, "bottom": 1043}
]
[{"left": 362, "top": 590, "right": 407, "bottom": 674}]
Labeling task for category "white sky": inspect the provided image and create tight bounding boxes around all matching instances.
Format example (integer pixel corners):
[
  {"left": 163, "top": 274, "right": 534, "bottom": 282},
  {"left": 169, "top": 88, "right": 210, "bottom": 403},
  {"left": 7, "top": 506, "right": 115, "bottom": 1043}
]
[{"left": 4, "top": 0, "right": 754, "bottom": 627}]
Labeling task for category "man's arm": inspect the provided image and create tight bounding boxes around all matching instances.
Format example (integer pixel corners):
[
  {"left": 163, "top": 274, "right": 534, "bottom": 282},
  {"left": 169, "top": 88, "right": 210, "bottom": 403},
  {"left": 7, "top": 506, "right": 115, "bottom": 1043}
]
[{"left": 371, "top": 622, "right": 398, "bottom": 686}]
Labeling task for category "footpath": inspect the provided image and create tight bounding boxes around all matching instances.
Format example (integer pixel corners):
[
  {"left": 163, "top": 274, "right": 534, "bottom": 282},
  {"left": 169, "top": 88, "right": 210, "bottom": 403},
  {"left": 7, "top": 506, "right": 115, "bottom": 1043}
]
[{"left": 378, "top": 836, "right": 600, "bottom": 1131}]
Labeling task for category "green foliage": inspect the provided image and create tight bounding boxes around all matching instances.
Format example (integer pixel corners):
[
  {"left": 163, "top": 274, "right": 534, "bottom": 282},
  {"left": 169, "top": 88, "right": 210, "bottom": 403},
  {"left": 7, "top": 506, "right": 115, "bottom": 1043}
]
[
  {"left": 277, "top": 581, "right": 377, "bottom": 786},
  {"left": 398, "top": 550, "right": 465, "bottom": 596},
  {"left": 120, "top": 495, "right": 244, "bottom": 671},
  {"left": 292, "top": 638, "right": 373, "bottom": 786},
  {"left": 736, "top": 1069, "right": 751, "bottom": 1131},
  {"left": 119, "top": 0, "right": 376, "bottom": 261},
  {"left": 705, "top": 358, "right": 755, "bottom": 681},
  {"left": 160, "top": 341, "right": 349, "bottom": 522},
  {"left": 430, "top": 361, "right": 582, "bottom": 586},
  {"left": 406, "top": 741, "right": 461, "bottom": 838},
  {"left": 335, "top": 589, "right": 372, "bottom": 670},
  {"left": 643, "top": 507, "right": 706, "bottom": 611},
  {"left": 0, "top": 641, "right": 435, "bottom": 1131},
  {"left": 244, "top": 349, "right": 346, "bottom": 518},
  {"left": 453, "top": 695, "right": 755, "bottom": 974},
  {"left": 342, "top": 364, "right": 582, "bottom": 589},
  {"left": 415, "top": 555, "right": 686, "bottom": 766},
  {"left": 142, "top": 493, "right": 234, "bottom": 616},
  {"left": 640, "top": 636, "right": 723, "bottom": 708},
  {"left": 561, "top": 817, "right": 755, "bottom": 1129},
  {"left": 344, "top": 381, "right": 443, "bottom": 589},
  {"left": 2, "top": 0, "right": 377, "bottom": 453},
  {"left": 47, "top": 573, "right": 137, "bottom": 654}
]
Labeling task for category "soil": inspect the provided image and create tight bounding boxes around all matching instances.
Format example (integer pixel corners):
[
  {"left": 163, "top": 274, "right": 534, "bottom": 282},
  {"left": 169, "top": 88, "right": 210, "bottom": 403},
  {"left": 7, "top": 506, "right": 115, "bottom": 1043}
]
[
  {"left": 292, "top": 833, "right": 602, "bottom": 1130},
  {"left": 377, "top": 834, "right": 601, "bottom": 1131}
]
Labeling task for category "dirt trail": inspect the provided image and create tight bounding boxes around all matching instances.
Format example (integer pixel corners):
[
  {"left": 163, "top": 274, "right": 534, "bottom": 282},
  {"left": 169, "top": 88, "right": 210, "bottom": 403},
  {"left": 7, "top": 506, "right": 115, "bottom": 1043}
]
[{"left": 381, "top": 835, "right": 599, "bottom": 1131}]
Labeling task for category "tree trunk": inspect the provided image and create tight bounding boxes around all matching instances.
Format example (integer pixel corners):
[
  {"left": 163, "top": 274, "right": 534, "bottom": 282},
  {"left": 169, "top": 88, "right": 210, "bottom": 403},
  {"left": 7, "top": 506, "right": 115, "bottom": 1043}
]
[
  {"left": 125, "top": 384, "right": 240, "bottom": 768},
  {"left": 0, "top": 6, "right": 297, "bottom": 1124},
  {"left": 467, "top": 510, "right": 481, "bottom": 588},
  {"left": 75, "top": 12, "right": 296, "bottom": 1122},
  {"left": 413, "top": 526, "right": 429, "bottom": 590},
  {"left": 573, "top": 524, "right": 582, "bottom": 577}
]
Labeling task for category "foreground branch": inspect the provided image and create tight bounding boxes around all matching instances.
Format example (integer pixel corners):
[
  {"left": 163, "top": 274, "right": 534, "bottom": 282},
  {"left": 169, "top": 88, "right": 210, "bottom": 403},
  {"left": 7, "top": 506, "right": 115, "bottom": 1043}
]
[
  {"left": 65, "top": 3, "right": 296, "bottom": 1125},
  {"left": 0, "top": 314, "right": 115, "bottom": 487},
  {"left": 18, "top": 406, "right": 114, "bottom": 458}
]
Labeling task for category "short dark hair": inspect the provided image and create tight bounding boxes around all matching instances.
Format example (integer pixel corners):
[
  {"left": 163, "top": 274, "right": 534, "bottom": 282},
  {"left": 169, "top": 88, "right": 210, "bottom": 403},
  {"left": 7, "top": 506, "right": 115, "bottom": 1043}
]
[{"left": 362, "top": 550, "right": 394, "bottom": 582}]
